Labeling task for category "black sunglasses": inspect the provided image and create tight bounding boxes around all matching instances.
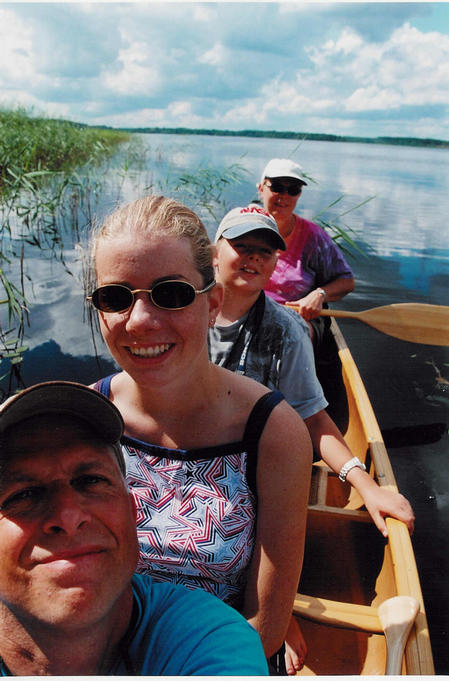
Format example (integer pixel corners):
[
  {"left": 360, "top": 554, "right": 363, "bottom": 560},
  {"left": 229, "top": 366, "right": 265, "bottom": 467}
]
[
  {"left": 265, "top": 179, "right": 303, "bottom": 196},
  {"left": 87, "top": 280, "right": 216, "bottom": 313}
]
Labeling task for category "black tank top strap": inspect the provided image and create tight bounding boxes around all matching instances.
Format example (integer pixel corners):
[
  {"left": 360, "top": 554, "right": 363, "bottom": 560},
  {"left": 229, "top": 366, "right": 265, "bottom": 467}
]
[
  {"left": 93, "top": 373, "right": 117, "bottom": 397},
  {"left": 243, "top": 389, "right": 284, "bottom": 456},
  {"left": 243, "top": 390, "right": 284, "bottom": 500}
]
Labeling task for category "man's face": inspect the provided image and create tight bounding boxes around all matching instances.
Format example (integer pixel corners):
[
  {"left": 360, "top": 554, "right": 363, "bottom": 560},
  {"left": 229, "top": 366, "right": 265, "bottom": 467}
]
[{"left": 0, "top": 415, "right": 138, "bottom": 631}]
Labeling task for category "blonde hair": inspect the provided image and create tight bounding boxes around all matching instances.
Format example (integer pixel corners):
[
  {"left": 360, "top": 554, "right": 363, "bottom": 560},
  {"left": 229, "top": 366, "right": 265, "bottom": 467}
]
[{"left": 89, "top": 195, "right": 214, "bottom": 288}]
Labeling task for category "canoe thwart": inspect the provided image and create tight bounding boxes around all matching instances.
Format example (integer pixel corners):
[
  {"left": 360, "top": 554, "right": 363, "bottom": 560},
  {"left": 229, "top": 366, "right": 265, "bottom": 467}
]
[{"left": 293, "top": 593, "right": 383, "bottom": 633}]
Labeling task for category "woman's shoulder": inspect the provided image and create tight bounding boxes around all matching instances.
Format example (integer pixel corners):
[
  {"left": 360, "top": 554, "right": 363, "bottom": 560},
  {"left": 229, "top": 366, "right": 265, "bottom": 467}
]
[
  {"left": 215, "top": 363, "right": 269, "bottom": 399},
  {"left": 213, "top": 364, "right": 275, "bottom": 415},
  {"left": 214, "top": 364, "right": 297, "bottom": 430}
]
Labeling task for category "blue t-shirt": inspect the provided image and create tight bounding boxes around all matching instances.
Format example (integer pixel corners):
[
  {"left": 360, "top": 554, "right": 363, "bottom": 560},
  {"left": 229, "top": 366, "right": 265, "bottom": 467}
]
[{"left": 0, "top": 574, "right": 268, "bottom": 676}]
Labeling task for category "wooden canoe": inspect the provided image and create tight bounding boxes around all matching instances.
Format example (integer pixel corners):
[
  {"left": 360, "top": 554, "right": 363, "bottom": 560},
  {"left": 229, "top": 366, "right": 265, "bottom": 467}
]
[{"left": 293, "top": 319, "right": 435, "bottom": 675}]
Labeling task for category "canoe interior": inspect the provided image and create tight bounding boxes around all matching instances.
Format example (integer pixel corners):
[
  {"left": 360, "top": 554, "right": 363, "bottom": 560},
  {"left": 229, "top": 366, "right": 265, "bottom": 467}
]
[{"left": 293, "top": 320, "right": 434, "bottom": 675}]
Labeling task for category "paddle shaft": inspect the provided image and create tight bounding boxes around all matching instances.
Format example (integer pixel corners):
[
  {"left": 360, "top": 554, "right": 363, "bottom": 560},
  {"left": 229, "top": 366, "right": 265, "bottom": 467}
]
[{"left": 285, "top": 302, "right": 449, "bottom": 346}]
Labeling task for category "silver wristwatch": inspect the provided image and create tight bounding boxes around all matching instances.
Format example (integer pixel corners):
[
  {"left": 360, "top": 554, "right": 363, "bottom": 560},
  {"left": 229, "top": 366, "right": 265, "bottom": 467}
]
[
  {"left": 338, "top": 456, "right": 366, "bottom": 482},
  {"left": 316, "top": 287, "right": 326, "bottom": 301}
]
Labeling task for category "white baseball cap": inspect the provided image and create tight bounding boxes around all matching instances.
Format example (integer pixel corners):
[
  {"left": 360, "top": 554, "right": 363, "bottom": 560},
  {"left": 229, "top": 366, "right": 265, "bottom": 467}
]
[
  {"left": 215, "top": 205, "right": 286, "bottom": 250},
  {"left": 0, "top": 381, "right": 126, "bottom": 474},
  {"left": 260, "top": 158, "right": 307, "bottom": 186}
]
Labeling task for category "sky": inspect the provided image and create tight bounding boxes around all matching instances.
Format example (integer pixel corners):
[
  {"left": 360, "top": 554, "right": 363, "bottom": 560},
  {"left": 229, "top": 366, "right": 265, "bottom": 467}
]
[{"left": 1, "top": 1, "right": 449, "bottom": 140}]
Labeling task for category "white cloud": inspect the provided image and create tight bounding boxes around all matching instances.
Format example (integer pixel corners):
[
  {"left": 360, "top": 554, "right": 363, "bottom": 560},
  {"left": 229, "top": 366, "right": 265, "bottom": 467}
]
[
  {"left": 346, "top": 86, "right": 402, "bottom": 112},
  {"left": 103, "top": 39, "right": 161, "bottom": 96},
  {"left": 198, "top": 42, "right": 227, "bottom": 67},
  {"left": 168, "top": 100, "right": 193, "bottom": 118},
  {"left": 222, "top": 100, "right": 266, "bottom": 126},
  {"left": 1, "top": 3, "right": 448, "bottom": 139},
  {"left": 192, "top": 4, "right": 214, "bottom": 23},
  {"left": 253, "top": 20, "right": 449, "bottom": 127},
  {"left": 0, "top": 8, "right": 35, "bottom": 85},
  {"left": 317, "top": 27, "right": 364, "bottom": 61}
]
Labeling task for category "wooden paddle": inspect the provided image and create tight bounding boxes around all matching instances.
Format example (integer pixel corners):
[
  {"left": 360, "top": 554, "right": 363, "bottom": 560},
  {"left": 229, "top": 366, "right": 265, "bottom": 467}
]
[
  {"left": 378, "top": 596, "right": 420, "bottom": 675},
  {"left": 285, "top": 302, "right": 449, "bottom": 346}
]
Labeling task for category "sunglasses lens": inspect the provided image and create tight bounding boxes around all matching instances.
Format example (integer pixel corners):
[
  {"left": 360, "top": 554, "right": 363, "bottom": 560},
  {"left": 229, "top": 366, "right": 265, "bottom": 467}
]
[
  {"left": 92, "top": 285, "right": 133, "bottom": 312},
  {"left": 269, "top": 181, "right": 282, "bottom": 193},
  {"left": 152, "top": 281, "right": 196, "bottom": 309},
  {"left": 269, "top": 181, "right": 302, "bottom": 195}
]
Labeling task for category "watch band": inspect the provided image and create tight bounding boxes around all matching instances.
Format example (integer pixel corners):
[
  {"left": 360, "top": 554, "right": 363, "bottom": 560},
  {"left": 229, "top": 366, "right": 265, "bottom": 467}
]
[
  {"left": 338, "top": 456, "right": 366, "bottom": 482},
  {"left": 316, "top": 287, "right": 326, "bottom": 301}
]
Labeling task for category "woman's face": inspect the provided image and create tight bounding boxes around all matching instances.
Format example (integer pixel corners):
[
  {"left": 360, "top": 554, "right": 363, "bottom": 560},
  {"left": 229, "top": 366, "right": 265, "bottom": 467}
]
[
  {"left": 258, "top": 178, "right": 302, "bottom": 224},
  {"left": 94, "top": 231, "right": 221, "bottom": 389}
]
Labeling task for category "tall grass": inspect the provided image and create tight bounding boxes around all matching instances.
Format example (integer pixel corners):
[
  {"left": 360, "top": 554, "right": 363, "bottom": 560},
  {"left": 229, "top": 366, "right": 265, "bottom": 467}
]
[
  {"left": 0, "top": 108, "right": 129, "bottom": 194},
  {"left": 0, "top": 108, "right": 130, "bottom": 392}
]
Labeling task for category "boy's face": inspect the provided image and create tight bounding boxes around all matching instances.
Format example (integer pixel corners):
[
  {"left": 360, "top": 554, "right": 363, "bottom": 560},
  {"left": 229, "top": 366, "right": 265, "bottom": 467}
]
[{"left": 214, "top": 231, "right": 278, "bottom": 295}]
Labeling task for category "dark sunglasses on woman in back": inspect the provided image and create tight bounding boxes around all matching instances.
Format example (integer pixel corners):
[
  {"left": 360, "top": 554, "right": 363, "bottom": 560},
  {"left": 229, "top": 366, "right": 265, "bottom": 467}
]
[
  {"left": 264, "top": 179, "right": 303, "bottom": 196},
  {"left": 87, "top": 280, "right": 216, "bottom": 313}
]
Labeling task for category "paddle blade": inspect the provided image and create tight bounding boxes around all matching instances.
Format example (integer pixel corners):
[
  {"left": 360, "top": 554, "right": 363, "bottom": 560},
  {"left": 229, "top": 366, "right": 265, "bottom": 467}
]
[
  {"left": 356, "top": 303, "right": 449, "bottom": 345},
  {"left": 378, "top": 596, "right": 419, "bottom": 675}
]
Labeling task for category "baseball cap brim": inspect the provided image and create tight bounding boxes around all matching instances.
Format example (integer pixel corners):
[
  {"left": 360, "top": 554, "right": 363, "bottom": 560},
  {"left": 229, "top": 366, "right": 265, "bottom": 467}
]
[
  {"left": 260, "top": 158, "right": 308, "bottom": 185},
  {"left": 0, "top": 381, "right": 125, "bottom": 474},
  {"left": 219, "top": 222, "right": 286, "bottom": 250},
  {"left": 265, "top": 175, "right": 307, "bottom": 186}
]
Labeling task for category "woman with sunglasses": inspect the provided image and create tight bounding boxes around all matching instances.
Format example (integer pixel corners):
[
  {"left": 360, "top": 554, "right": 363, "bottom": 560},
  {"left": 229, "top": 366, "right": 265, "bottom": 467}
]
[
  {"left": 257, "top": 158, "right": 355, "bottom": 347},
  {"left": 86, "top": 194, "right": 312, "bottom": 664}
]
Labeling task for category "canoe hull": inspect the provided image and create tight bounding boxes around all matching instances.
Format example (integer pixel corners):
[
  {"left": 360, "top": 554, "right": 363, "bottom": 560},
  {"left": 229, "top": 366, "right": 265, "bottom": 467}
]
[{"left": 294, "top": 320, "right": 434, "bottom": 675}]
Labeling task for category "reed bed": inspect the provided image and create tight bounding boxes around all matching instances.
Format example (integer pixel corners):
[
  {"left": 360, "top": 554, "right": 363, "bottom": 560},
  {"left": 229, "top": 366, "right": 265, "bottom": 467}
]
[
  {"left": 0, "top": 108, "right": 129, "bottom": 193},
  {"left": 0, "top": 108, "right": 130, "bottom": 392}
]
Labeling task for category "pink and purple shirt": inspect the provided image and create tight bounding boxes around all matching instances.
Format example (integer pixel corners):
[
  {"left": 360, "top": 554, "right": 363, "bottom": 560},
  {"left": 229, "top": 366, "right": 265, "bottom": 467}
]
[{"left": 265, "top": 215, "right": 353, "bottom": 303}]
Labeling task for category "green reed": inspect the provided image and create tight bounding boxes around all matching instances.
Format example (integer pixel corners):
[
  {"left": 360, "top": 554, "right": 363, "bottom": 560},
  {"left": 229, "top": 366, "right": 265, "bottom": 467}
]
[
  {"left": 0, "top": 108, "right": 130, "bottom": 394},
  {"left": 313, "top": 194, "right": 373, "bottom": 259},
  {"left": 0, "top": 108, "right": 128, "bottom": 190}
]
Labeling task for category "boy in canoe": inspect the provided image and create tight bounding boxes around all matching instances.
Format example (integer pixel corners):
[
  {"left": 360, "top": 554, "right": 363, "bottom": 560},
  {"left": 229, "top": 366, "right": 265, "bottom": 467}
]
[
  {"left": 209, "top": 204, "right": 415, "bottom": 674},
  {"left": 0, "top": 381, "right": 268, "bottom": 676}
]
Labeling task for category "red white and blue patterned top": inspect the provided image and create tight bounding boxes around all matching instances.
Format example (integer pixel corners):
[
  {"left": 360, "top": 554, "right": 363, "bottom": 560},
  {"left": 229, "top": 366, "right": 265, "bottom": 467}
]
[{"left": 95, "top": 374, "right": 284, "bottom": 609}]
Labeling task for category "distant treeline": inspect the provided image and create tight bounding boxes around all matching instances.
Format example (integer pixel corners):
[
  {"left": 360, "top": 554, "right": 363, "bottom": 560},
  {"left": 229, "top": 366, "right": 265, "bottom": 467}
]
[
  {"left": 57, "top": 117, "right": 449, "bottom": 149},
  {"left": 110, "top": 126, "right": 449, "bottom": 150}
]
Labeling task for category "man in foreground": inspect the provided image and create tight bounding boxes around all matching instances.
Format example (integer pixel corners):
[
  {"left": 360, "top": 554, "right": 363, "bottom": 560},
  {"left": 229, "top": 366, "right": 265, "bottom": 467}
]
[{"left": 0, "top": 380, "right": 268, "bottom": 676}]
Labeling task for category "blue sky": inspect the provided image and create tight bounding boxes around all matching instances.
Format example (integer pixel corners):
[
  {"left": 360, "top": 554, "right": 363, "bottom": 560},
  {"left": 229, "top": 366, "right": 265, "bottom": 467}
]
[{"left": 1, "top": 2, "right": 449, "bottom": 139}]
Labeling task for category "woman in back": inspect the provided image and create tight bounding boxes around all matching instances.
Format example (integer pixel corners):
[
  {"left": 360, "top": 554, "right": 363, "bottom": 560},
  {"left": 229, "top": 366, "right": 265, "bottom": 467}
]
[
  {"left": 86, "top": 194, "right": 312, "bottom": 661},
  {"left": 258, "top": 158, "right": 355, "bottom": 347}
]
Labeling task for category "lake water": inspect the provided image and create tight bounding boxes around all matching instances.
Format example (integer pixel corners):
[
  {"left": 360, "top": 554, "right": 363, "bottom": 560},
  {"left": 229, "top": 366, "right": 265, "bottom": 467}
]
[{"left": 3, "top": 134, "right": 449, "bottom": 672}]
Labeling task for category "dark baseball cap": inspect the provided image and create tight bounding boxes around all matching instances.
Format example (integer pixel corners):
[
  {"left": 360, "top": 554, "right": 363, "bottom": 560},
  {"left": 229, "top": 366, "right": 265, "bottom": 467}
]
[{"left": 0, "top": 381, "right": 125, "bottom": 474}]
